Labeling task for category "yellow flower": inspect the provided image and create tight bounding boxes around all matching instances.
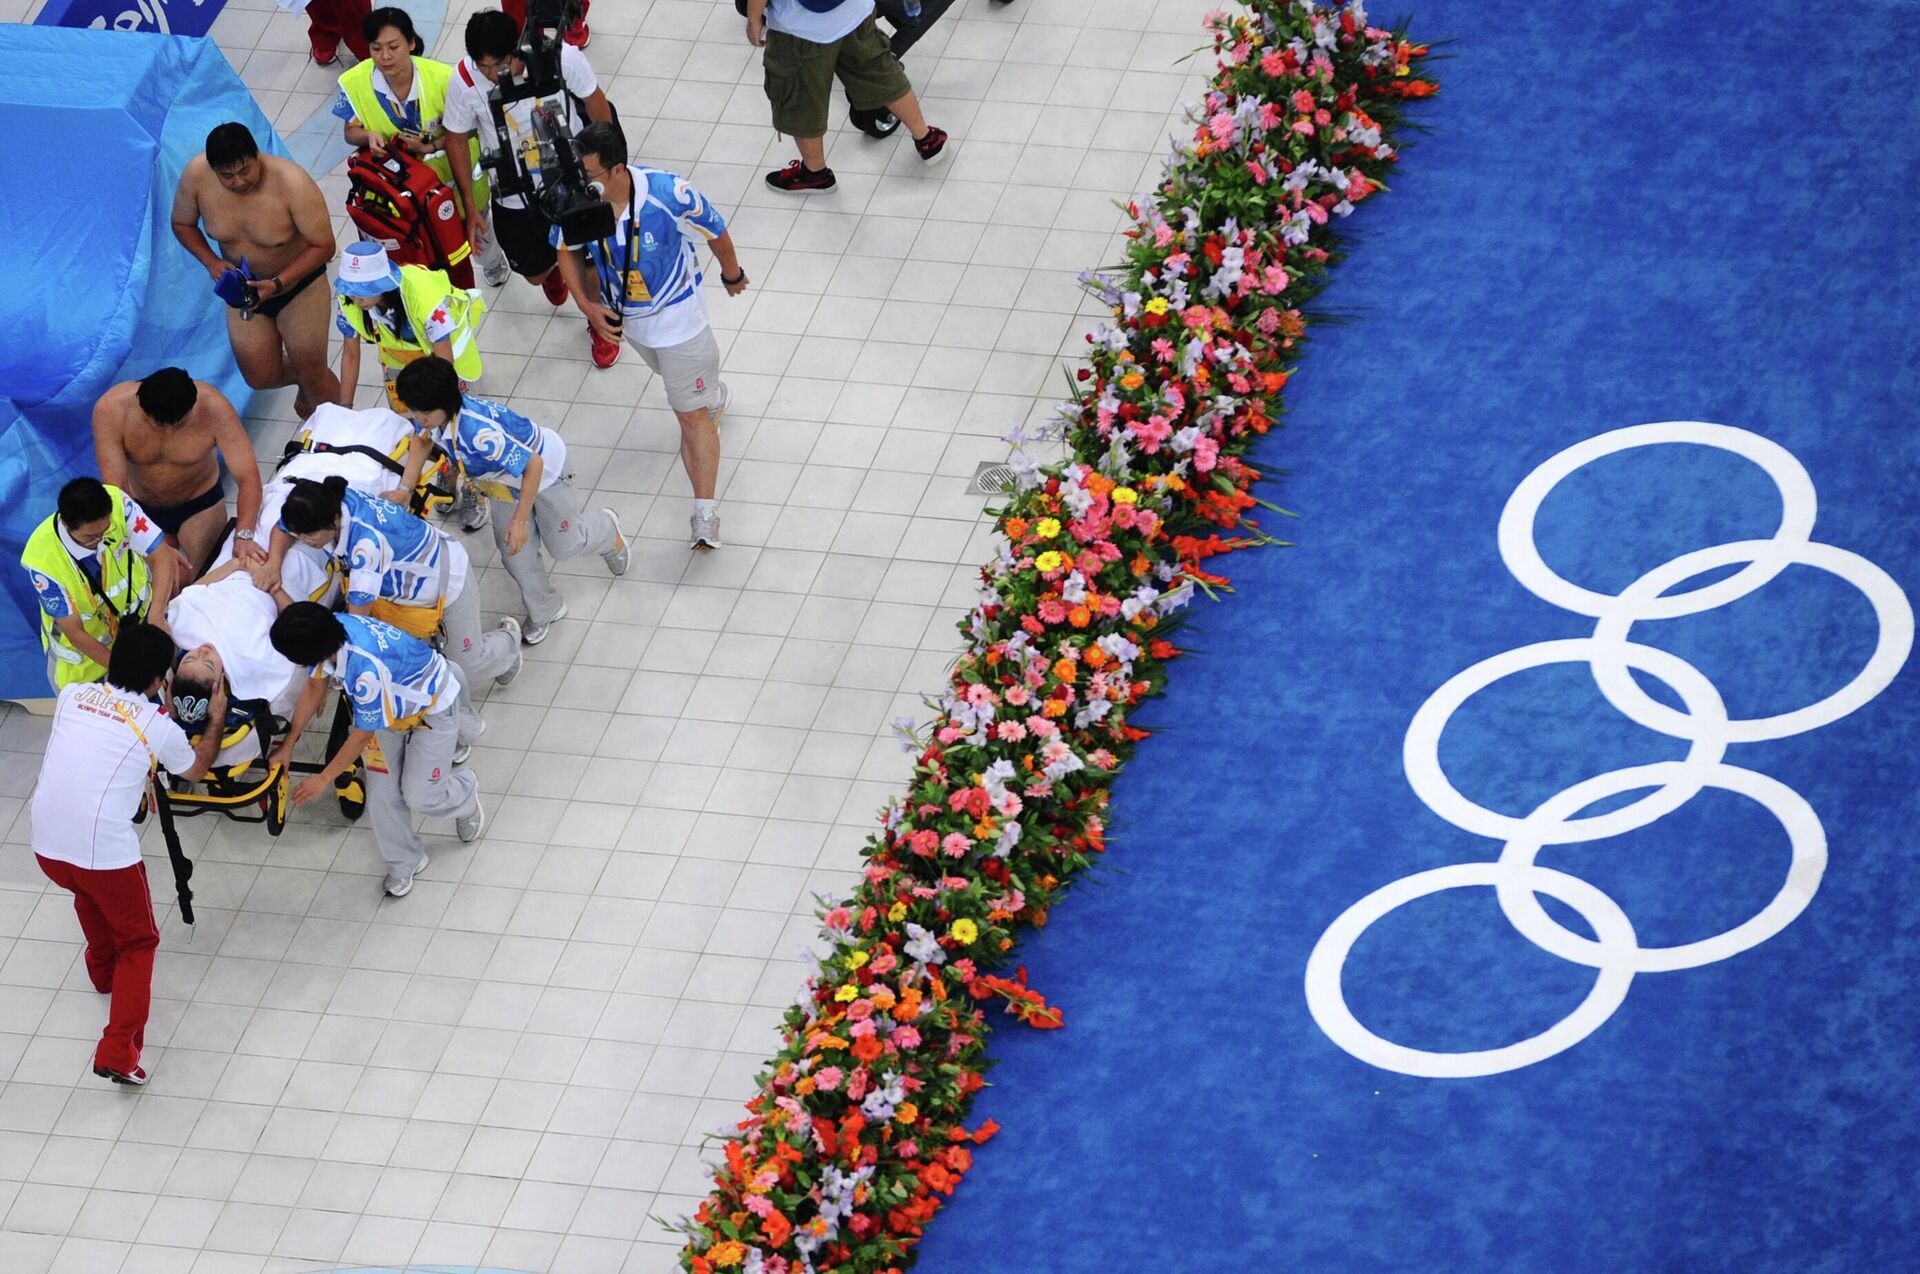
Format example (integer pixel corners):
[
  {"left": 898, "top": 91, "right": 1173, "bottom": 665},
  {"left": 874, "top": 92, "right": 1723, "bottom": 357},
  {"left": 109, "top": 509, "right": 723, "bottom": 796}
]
[
  {"left": 894, "top": 1100, "right": 919, "bottom": 1125},
  {"left": 1034, "top": 551, "right": 1065, "bottom": 572},
  {"left": 710, "top": 1241, "right": 747, "bottom": 1268},
  {"left": 887, "top": 901, "right": 908, "bottom": 922},
  {"left": 950, "top": 918, "right": 979, "bottom": 945},
  {"left": 834, "top": 983, "right": 859, "bottom": 1003},
  {"left": 1034, "top": 517, "right": 1061, "bottom": 540},
  {"left": 846, "top": 949, "right": 869, "bottom": 969},
  {"left": 1112, "top": 487, "right": 1139, "bottom": 505},
  {"left": 1143, "top": 297, "right": 1170, "bottom": 315}
]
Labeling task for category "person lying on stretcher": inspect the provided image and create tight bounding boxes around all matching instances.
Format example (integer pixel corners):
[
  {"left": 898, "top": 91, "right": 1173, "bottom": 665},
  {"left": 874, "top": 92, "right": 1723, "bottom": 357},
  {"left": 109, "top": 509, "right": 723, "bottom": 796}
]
[{"left": 164, "top": 556, "right": 302, "bottom": 765}]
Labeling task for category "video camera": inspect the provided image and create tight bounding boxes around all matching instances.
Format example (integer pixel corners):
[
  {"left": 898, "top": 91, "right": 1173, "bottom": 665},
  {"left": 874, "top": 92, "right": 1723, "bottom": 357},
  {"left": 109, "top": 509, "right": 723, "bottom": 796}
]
[{"left": 479, "top": 0, "right": 616, "bottom": 246}]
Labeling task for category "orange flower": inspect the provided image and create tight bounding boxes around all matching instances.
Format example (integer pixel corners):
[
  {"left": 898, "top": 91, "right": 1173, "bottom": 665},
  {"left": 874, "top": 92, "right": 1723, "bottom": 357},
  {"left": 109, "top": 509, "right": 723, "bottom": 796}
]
[
  {"left": 851, "top": 1035, "right": 883, "bottom": 1062},
  {"left": 1084, "top": 472, "right": 1114, "bottom": 498},
  {"left": 1119, "top": 371, "right": 1145, "bottom": 390},
  {"left": 1003, "top": 516, "right": 1028, "bottom": 539},
  {"left": 1083, "top": 645, "right": 1110, "bottom": 670},
  {"left": 1052, "top": 658, "right": 1077, "bottom": 683},
  {"left": 762, "top": 1210, "right": 792, "bottom": 1247},
  {"left": 1042, "top": 698, "right": 1068, "bottom": 719},
  {"left": 1067, "top": 606, "right": 1091, "bottom": 629}
]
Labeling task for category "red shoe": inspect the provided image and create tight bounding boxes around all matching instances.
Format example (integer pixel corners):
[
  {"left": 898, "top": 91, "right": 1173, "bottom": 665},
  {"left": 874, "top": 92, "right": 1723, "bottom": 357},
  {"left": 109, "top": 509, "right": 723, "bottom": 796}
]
[
  {"left": 310, "top": 40, "right": 339, "bottom": 66},
  {"left": 591, "top": 324, "right": 620, "bottom": 368},
  {"left": 765, "top": 159, "right": 837, "bottom": 193},
  {"left": 564, "top": 21, "right": 590, "bottom": 48},
  {"left": 541, "top": 270, "right": 570, "bottom": 307}
]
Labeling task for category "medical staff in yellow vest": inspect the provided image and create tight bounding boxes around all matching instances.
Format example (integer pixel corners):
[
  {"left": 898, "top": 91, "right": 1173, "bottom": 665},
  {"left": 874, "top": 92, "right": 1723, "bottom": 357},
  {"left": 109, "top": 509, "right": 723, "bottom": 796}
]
[
  {"left": 335, "top": 242, "right": 487, "bottom": 415},
  {"left": 20, "top": 478, "right": 181, "bottom": 692},
  {"left": 332, "top": 6, "right": 487, "bottom": 217}
]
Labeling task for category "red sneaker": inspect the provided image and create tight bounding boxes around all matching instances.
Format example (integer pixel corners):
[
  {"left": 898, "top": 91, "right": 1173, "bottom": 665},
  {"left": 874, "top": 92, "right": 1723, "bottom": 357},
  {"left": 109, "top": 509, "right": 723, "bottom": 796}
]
[
  {"left": 310, "top": 40, "right": 339, "bottom": 66},
  {"left": 541, "top": 270, "right": 570, "bottom": 307},
  {"left": 591, "top": 324, "right": 620, "bottom": 369},
  {"left": 765, "top": 159, "right": 837, "bottom": 193},
  {"left": 564, "top": 22, "right": 590, "bottom": 48}
]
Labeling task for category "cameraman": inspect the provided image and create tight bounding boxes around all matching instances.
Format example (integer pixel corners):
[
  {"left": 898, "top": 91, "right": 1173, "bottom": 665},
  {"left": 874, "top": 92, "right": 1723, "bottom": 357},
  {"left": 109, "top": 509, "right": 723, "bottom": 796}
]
[
  {"left": 551, "top": 124, "right": 748, "bottom": 552},
  {"left": 442, "top": 8, "right": 612, "bottom": 317}
]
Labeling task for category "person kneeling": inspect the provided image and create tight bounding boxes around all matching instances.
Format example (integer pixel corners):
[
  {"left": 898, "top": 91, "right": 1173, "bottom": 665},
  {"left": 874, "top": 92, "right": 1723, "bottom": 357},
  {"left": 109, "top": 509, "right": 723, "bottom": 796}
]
[
  {"left": 393, "top": 356, "right": 630, "bottom": 645},
  {"left": 29, "top": 624, "right": 226, "bottom": 1086},
  {"left": 269, "top": 603, "right": 486, "bottom": 897}
]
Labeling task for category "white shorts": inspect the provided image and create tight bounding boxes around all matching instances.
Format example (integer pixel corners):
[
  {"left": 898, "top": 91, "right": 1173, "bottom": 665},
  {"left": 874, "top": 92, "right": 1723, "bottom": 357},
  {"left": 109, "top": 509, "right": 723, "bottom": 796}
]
[{"left": 625, "top": 325, "right": 723, "bottom": 414}]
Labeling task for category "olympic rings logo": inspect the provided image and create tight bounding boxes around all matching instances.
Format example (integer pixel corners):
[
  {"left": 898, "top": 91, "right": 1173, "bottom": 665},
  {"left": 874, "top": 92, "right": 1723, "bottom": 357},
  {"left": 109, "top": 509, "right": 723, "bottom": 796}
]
[{"left": 1303, "top": 422, "right": 1914, "bottom": 1078}]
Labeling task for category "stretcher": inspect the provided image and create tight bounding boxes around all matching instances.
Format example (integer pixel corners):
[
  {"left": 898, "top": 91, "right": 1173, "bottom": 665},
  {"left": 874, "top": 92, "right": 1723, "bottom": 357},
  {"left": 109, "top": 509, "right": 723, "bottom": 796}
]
[{"left": 160, "top": 402, "right": 457, "bottom": 834}]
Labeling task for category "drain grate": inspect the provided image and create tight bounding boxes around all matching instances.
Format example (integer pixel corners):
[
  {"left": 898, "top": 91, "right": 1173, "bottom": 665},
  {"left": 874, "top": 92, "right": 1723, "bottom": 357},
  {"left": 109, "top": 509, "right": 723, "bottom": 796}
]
[{"left": 970, "top": 461, "right": 1017, "bottom": 495}]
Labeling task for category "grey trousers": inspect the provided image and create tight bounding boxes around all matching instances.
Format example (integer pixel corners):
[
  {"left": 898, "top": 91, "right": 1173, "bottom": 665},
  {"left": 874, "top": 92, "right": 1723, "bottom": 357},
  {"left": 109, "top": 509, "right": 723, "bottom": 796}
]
[
  {"left": 441, "top": 571, "right": 519, "bottom": 688},
  {"left": 492, "top": 479, "right": 618, "bottom": 625},
  {"left": 365, "top": 666, "right": 483, "bottom": 875}
]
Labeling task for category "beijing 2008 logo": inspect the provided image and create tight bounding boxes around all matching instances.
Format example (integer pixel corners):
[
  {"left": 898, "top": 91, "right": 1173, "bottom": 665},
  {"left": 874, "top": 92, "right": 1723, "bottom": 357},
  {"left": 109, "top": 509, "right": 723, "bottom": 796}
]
[{"left": 1303, "top": 422, "right": 1914, "bottom": 1078}]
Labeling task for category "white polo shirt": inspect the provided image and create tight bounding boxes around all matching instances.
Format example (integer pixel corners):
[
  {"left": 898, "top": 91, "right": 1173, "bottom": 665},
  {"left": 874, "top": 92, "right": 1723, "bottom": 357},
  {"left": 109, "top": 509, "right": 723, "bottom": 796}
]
[
  {"left": 441, "top": 45, "right": 600, "bottom": 212},
  {"left": 31, "top": 681, "right": 196, "bottom": 871}
]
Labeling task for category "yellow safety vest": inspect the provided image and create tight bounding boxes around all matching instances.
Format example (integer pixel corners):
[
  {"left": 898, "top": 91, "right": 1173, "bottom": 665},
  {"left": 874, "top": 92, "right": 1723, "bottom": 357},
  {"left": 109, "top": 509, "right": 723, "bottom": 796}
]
[
  {"left": 337, "top": 264, "right": 487, "bottom": 381},
  {"left": 338, "top": 57, "right": 489, "bottom": 213},
  {"left": 20, "top": 487, "right": 153, "bottom": 689}
]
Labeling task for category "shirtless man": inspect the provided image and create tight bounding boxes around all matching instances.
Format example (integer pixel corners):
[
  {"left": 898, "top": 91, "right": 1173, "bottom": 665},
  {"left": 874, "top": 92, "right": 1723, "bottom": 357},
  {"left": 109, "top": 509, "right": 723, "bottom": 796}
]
[
  {"left": 93, "top": 369, "right": 264, "bottom": 575},
  {"left": 171, "top": 122, "right": 340, "bottom": 419}
]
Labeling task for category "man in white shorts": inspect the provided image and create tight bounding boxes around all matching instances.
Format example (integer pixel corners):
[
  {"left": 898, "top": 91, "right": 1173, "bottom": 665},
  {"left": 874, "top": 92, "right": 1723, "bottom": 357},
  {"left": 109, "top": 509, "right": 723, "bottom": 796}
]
[{"left": 551, "top": 123, "right": 750, "bottom": 550}]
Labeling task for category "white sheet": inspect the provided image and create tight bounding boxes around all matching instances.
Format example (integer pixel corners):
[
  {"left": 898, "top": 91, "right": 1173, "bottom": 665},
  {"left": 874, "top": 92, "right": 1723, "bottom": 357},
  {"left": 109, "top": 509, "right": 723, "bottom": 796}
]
[
  {"left": 212, "top": 403, "right": 421, "bottom": 603},
  {"left": 168, "top": 574, "right": 301, "bottom": 716}
]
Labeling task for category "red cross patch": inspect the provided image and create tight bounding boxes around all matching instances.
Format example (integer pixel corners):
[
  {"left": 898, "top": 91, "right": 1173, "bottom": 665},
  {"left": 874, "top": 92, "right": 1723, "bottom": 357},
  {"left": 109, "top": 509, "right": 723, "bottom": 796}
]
[
  {"left": 430, "top": 306, "right": 449, "bottom": 326},
  {"left": 132, "top": 516, "right": 150, "bottom": 534}
]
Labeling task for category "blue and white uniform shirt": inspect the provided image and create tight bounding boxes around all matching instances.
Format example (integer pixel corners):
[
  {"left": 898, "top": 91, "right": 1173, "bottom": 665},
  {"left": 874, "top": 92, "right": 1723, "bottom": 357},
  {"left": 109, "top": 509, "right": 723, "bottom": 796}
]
[
  {"left": 328, "top": 614, "right": 451, "bottom": 731},
  {"left": 551, "top": 165, "right": 726, "bottom": 344},
  {"left": 432, "top": 396, "right": 566, "bottom": 498},
  {"left": 282, "top": 486, "right": 449, "bottom": 609}
]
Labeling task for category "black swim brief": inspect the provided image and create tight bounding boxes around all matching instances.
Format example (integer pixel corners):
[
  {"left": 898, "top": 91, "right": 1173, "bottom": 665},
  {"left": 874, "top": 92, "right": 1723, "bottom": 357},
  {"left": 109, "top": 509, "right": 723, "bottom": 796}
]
[
  {"left": 257, "top": 265, "right": 326, "bottom": 319},
  {"left": 143, "top": 479, "right": 226, "bottom": 536}
]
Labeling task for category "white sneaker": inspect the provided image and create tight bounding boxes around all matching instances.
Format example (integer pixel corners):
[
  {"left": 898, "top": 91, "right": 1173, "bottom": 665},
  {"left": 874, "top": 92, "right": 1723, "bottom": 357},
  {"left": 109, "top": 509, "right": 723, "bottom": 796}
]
[
  {"left": 603, "top": 509, "right": 630, "bottom": 576},
  {"left": 494, "top": 618, "right": 524, "bottom": 684},
  {"left": 689, "top": 507, "right": 721, "bottom": 552},
  {"left": 479, "top": 232, "right": 512, "bottom": 287},
  {"left": 459, "top": 491, "right": 491, "bottom": 533},
  {"left": 455, "top": 793, "right": 486, "bottom": 843},
  {"left": 385, "top": 850, "right": 428, "bottom": 897},
  {"left": 521, "top": 601, "right": 568, "bottom": 646},
  {"left": 452, "top": 716, "right": 485, "bottom": 766}
]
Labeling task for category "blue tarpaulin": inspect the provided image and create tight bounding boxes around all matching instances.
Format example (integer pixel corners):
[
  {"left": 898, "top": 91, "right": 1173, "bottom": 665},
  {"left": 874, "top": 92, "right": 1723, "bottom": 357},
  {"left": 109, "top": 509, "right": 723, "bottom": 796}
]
[{"left": 0, "top": 27, "right": 280, "bottom": 701}]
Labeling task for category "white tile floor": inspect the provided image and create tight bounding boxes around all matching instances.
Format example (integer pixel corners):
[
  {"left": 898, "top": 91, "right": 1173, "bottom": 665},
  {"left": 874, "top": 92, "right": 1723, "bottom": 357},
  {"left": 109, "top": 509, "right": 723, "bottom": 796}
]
[{"left": 2, "top": 1, "right": 1212, "bottom": 1269}]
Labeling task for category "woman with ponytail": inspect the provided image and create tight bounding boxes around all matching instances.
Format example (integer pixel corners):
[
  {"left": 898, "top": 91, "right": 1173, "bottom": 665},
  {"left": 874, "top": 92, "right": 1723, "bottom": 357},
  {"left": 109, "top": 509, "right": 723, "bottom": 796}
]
[{"left": 270, "top": 474, "right": 522, "bottom": 697}]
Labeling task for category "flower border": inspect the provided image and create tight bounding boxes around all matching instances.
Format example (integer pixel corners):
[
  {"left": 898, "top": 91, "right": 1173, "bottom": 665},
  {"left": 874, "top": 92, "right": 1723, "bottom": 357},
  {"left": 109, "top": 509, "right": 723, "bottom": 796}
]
[{"left": 680, "top": 5, "right": 1435, "bottom": 1270}]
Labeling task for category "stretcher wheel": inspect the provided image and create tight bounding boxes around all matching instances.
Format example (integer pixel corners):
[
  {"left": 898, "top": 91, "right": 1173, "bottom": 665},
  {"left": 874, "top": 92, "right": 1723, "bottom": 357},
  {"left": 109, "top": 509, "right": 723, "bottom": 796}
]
[
  {"left": 265, "top": 770, "right": 289, "bottom": 836},
  {"left": 336, "top": 775, "right": 366, "bottom": 821}
]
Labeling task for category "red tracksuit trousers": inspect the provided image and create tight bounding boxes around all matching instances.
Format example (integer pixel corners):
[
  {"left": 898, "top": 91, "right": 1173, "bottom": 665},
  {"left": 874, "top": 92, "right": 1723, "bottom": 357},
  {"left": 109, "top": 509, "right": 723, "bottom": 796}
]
[
  {"left": 36, "top": 855, "right": 158, "bottom": 1075},
  {"left": 308, "top": 0, "right": 372, "bottom": 62}
]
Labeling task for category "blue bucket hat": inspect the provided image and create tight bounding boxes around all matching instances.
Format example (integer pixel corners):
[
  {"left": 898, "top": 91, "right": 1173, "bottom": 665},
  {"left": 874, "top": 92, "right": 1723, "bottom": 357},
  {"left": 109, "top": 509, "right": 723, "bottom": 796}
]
[{"left": 336, "top": 242, "right": 405, "bottom": 298}]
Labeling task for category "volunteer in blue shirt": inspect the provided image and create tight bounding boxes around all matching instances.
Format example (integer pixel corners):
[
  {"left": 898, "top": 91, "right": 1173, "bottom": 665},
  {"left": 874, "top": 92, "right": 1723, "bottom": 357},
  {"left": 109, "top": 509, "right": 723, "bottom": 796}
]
[
  {"left": 551, "top": 123, "right": 750, "bottom": 552},
  {"left": 392, "top": 357, "right": 631, "bottom": 645},
  {"left": 268, "top": 475, "right": 523, "bottom": 696},
  {"left": 270, "top": 603, "right": 486, "bottom": 896}
]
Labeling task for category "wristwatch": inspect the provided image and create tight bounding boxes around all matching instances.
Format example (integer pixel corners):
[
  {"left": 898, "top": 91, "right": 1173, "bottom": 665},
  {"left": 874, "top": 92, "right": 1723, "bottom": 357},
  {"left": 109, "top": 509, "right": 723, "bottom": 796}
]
[{"left": 236, "top": 529, "right": 255, "bottom": 542}]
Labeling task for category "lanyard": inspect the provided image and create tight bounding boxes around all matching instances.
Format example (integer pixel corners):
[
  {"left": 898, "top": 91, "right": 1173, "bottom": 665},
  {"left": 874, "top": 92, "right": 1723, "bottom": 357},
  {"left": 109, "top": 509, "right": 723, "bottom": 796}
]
[
  {"left": 612, "top": 188, "right": 640, "bottom": 311},
  {"left": 374, "top": 70, "right": 423, "bottom": 135}
]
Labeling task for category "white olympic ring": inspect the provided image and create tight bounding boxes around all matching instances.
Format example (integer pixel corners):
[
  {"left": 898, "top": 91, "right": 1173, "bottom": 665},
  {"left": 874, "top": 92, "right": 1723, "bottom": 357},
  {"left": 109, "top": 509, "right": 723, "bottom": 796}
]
[{"left": 1306, "top": 422, "right": 1913, "bottom": 1078}]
